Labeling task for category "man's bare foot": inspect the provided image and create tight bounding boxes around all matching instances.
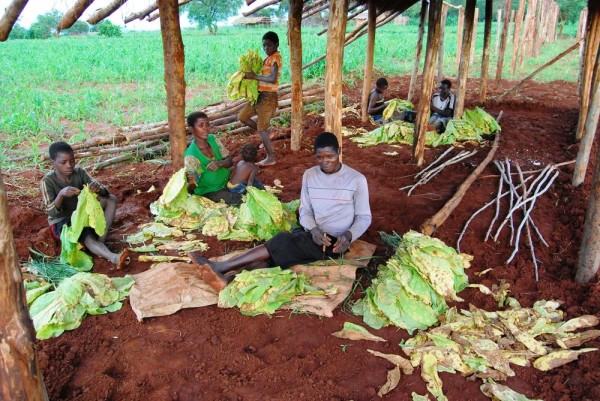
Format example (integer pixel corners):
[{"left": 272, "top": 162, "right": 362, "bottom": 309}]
[
  {"left": 116, "top": 248, "right": 131, "bottom": 269},
  {"left": 198, "top": 263, "right": 228, "bottom": 292},
  {"left": 256, "top": 158, "right": 276, "bottom": 167},
  {"left": 258, "top": 132, "right": 278, "bottom": 149}
]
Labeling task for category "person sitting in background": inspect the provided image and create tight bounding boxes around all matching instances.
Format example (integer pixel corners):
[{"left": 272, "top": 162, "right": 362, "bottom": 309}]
[
  {"left": 40, "top": 141, "right": 129, "bottom": 268},
  {"left": 184, "top": 111, "right": 242, "bottom": 206},
  {"left": 190, "top": 132, "right": 372, "bottom": 292},
  {"left": 227, "top": 143, "right": 265, "bottom": 194},
  {"left": 367, "top": 77, "right": 389, "bottom": 124},
  {"left": 429, "top": 79, "right": 456, "bottom": 133}
]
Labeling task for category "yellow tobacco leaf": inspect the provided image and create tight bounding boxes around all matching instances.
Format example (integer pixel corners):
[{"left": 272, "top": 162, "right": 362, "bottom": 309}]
[
  {"left": 368, "top": 349, "right": 414, "bottom": 374},
  {"left": 378, "top": 365, "right": 401, "bottom": 397},
  {"left": 533, "top": 348, "right": 598, "bottom": 371}
]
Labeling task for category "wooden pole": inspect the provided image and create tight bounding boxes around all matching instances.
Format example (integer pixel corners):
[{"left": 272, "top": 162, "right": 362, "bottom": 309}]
[
  {"left": 437, "top": 4, "right": 448, "bottom": 83},
  {"left": 497, "top": 41, "right": 581, "bottom": 101},
  {"left": 421, "top": 119, "right": 502, "bottom": 235},
  {"left": 455, "top": 0, "right": 476, "bottom": 119},
  {"left": 573, "top": 53, "right": 600, "bottom": 187},
  {"left": 495, "top": 8, "right": 502, "bottom": 55},
  {"left": 125, "top": 1, "right": 158, "bottom": 23},
  {"left": 577, "top": 7, "right": 589, "bottom": 97},
  {"left": 510, "top": 0, "right": 526, "bottom": 75},
  {"left": 529, "top": 0, "right": 540, "bottom": 58},
  {"left": 57, "top": 0, "right": 95, "bottom": 31},
  {"left": 361, "top": 0, "right": 376, "bottom": 123},
  {"left": 577, "top": 7, "right": 589, "bottom": 41},
  {"left": 576, "top": 1, "right": 600, "bottom": 140},
  {"left": 243, "top": 0, "right": 281, "bottom": 17},
  {"left": 469, "top": 7, "right": 479, "bottom": 64},
  {"left": 302, "top": 2, "right": 330, "bottom": 20},
  {"left": 87, "top": 0, "right": 127, "bottom": 25},
  {"left": 288, "top": 0, "right": 303, "bottom": 151},
  {"left": 324, "top": 0, "right": 348, "bottom": 147},
  {"left": 413, "top": 0, "right": 443, "bottom": 166},
  {"left": 0, "top": 172, "right": 49, "bottom": 401},
  {"left": 495, "top": 0, "right": 512, "bottom": 80},
  {"left": 456, "top": 6, "right": 464, "bottom": 72},
  {"left": 158, "top": 0, "right": 186, "bottom": 169},
  {"left": 479, "top": 0, "right": 493, "bottom": 103},
  {"left": 409, "top": 0, "right": 428, "bottom": 102},
  {"left": 575, "top": 96, "right": 600, "bottom": 282},
  {"left": 0, "top": 0, "right": 29, "bottom": 41}
]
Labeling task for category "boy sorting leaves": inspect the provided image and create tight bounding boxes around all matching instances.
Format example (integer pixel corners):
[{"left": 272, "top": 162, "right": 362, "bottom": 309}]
[{"left": 40, "top": 142, "right": 129, "bottom": 268}]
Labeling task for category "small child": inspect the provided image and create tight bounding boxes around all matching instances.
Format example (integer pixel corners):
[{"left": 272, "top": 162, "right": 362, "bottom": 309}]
[
  {"left": 40, "top": 141, "right": 129, "bottom": 268},
  {"left": 227, "top": 143, "right": 266, "bottom": 194}
]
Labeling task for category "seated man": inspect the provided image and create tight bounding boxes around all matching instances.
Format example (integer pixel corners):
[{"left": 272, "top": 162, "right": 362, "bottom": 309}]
[
  {"left": 367, "top": 77, "right": 389, "bottom": 124},
  {"left": 191, "top": 132, "right": 372, "bottom": 291},
  {"left": 40, "top": 142, "right": 129, "bottom": 268},
  {"left": 429, "top": 79, "right": 456, "bottom": 133}
]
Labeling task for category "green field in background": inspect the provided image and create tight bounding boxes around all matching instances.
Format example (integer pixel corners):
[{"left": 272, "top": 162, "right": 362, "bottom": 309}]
[{"left": 0, "top": 23, "right": 579, "bottom": 165}]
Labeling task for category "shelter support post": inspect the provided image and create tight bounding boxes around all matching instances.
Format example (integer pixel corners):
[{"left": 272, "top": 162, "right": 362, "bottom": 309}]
[
  {"left": 288, "top": 0, "right": 303, "bottom": 151},
  {"left": 0, "top": 0, "right": 29, "bottom": 41},
  {"left": 511, "top": 0, "right": 526, "bottom": 75},
  {"left": 455, "top": 0, "right": 476, "bottom": 119},
  {"left": 577, "top": 7, "right": 589, "bottom": 97},
  {"left": 413, "top": 0, "right": 443, "bottom": 166},
  {"left": 575, "top": 105, "right": 600, "bottom": 283},
  {"left": 575, "top": 1, "right": 600, "bottom": 140},
  {"left": 479, "top": 0, "right": 493, "bottom": 103},
  {"left": 58, "top": 0, "right": 95, "bottom": 31},
  {"left": 437, "top": 4, "right": 448, "bottom": 83},
  {"left": 361, "top": 0, "right": 376, "bottom": 123},
  {"left": 408, "top": 0, "right": 428, "bottom": 102},
  {"left": 0, "top": 172, "right": 49, "bottom": 401},
  {"left": 158, "top": 0, "right": 186, "bottom": 169},
  {"left": 324, "top": 0, "right": 349, "bottom": 150},
  {"left": 496, "top": 0, "right": 512, "bottom": 80},
  {"left": 469, "top": 7, "right": 479, "bottom": 64},
  {"left": 456, "top": 6, "right": 464, "bottom": 71}
]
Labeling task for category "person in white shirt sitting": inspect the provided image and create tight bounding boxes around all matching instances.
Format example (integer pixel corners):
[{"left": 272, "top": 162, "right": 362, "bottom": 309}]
[
  {"left": 190, "top": 132, "right": 372, "bottom": 292},
  {"left": 429, "top": 79, "right": 456, "bottom": 133}
]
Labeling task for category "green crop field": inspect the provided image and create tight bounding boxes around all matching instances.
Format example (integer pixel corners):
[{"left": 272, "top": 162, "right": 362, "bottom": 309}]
[{"left": 0, "top": 23, "right": 579, "bottom": 166}]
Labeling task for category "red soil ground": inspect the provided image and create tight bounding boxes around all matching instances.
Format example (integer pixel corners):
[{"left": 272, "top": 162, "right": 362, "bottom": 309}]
[{"left": 6, "top": 76, "right": 599, "bottom": 401}]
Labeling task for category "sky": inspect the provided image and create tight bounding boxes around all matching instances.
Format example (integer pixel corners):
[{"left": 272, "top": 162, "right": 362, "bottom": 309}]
[{"left": 0, "top": 0, "right": 265, "bottom": 30}]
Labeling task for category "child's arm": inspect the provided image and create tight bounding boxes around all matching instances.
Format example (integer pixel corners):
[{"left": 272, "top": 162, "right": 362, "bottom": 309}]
[
  {"left": 81, "top": 169, "right": 109, "bottom": 197},
  {"left": 40, "top": 180, "right": 79, "bottom": 217},
  {"left": 247, "top": 164, "right": 259, "bottom": 187},
  {"left": 245, "top": 63, "right": 278, "bottom": 84}
]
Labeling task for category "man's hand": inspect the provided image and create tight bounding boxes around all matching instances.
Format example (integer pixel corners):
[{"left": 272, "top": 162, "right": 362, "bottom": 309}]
[
  {"left": 333, "top": 231, "right": 352, "bottom": 253},
  {"left": 310, "top": 227, "right": 331, "bottom": 247},
  {"left": 58, "top": 186, "right": 80, "bottom": 198}
]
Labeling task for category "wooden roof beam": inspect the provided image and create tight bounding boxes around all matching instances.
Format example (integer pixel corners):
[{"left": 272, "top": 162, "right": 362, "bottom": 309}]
[
  {"left": 146, "top": 0, "right": 192, "bottom": 22},
  {"left": 242, "top": 0, "right": 281, "bottom": 17},
  {"left": 0, "top": 0, "right": 28, "bottom": 41},
  {"left": 58, "top": 0, "right": 96, "bottom": 31},
  {"left": 125, "top": 1, "right": 158, "bottom": 23},
  {"left": 302, "top": 1, "right": 329, "bottom": 19},
  {"left": 87, "top": 0, "right": 128, "bottom": 25},
  {"left": 317, "top": 2, "right": 364, "bottom": 36},
  {"left": 303, "top": 0, "right": 327, "bottom": 14}
]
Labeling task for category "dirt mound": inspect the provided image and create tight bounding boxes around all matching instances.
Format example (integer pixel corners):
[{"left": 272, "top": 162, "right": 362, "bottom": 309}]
[{"left": 6, "top": 77, "right": 598, "bottom": 401}]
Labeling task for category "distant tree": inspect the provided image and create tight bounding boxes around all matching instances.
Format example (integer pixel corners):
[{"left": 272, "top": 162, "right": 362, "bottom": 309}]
[
  {"left": 8, "top": 23, "right": 29, "bottom": 39},
  {"left": 556, "top": 0, "right": 586, "bottom": 24},
  {"left": 97, "top": 20, "right": 122, "bottom": 37},
  {"left": 29, "top": 10, "right": 62, "bottom": 39},
  {"left": 64, "top": 20, "right": 90, "bottom": 36},
  {"left": 183, "top": 0, "right": 243, "bottom": 34}
]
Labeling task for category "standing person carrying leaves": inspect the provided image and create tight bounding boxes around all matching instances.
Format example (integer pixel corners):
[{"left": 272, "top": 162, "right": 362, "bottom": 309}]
[{"left": 237, "top": 31, "right": 282, "bottom": 166}]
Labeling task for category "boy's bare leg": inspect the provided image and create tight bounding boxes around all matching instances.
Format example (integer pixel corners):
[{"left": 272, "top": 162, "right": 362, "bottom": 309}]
[
  {"left": 257, "top": 130, "right": 276, "bottom": 166},
  {"left": 84, "top": 236, "right": 120, "bottom": 265},
  {"left": 240, "top": 117, "right": 257, "bottom": 130},
  {"left": 99, "top": 194, "right": 118, "bottom": 243},
  {"left": 190, "top": 245, "right": 271, "bottom": 275}
]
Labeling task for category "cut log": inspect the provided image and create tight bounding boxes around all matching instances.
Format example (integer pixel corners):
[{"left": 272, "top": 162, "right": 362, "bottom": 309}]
[
  {"left": 288, "top": 0, "right": 303, "bottom": 151},
  {"left": 497, "top": 41, "right": 581, "bottom": 101},
  {"left": 361, "top": 0, "right": 376, "bottom": 123},
  {"left": 479, "top": 0, "right": 493, "bottom": 103},
  {"left": 0, "top": 0, "right": 29, "bottom": 41},
  {"left": 421, "top": 113, "right": 503, "bottom": 235},
  {"left": 0, "top": 172, "right": 49, "bottom": 401},
  {"left": 455, "top": 0, "right": 476, "bottom": 118},
  {"left": 409, "top": 0, "right": 428, "bottom": 102},
  {"left": 413, "top": 0, "right": 443, "bottom": 166},
  {"left": 495, "top": 0, "right": 512, "bottom": 80},
  {"left": 158, "top": 0, "right": 186, "bottom": 169},
  {"left": 87, "top": 0, "right": 128, "bottom": 25}
]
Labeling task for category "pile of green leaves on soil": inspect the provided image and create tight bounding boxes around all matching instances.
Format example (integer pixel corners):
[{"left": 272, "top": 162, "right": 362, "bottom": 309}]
[
  {"left": 26, "top": 272, "right": 134, "bottom": 340},
  {"left": 382, "top": 98, "right": 414, "bottom": 121},
  {"left": 145, "top": 168, "right": 299, "bottom": 243},
  {"left": 226, "top": 49, "right": 263, "bottom": 105},
  {"left": 25, "top": 249, "right": 79, "bottom": 288},
  {"left": 352, "top": 107, "right": 499, "bottom": 148},
  {"left": 352, "top": 231, "right": 471, "bottom": 333},
  {"left": 218, "top": 267, "right": 322, "bottom": 316},
  {"left": 59, "top": 186, "right": 106, "bottom": 271}
]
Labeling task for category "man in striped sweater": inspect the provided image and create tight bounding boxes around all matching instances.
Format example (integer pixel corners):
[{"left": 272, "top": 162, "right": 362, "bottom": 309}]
[{"left": 191, "top": 132, "right": 372, "bottom": 291}]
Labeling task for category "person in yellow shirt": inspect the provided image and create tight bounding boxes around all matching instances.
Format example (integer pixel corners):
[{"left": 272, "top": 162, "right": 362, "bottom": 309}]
[{"left": 238, "top": 31, "right": 282, "bottom": 166}]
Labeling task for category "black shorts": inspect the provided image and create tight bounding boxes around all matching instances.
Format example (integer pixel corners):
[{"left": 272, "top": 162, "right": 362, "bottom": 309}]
[
  {"left": 50, "top": 219, "right": 96, "bottom": 244},
  {"left": 264, "top": 228, "right": 346, "bottom": 268}
]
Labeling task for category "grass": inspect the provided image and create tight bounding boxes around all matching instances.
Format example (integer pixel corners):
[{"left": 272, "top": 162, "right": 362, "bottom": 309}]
[{"left": 0, "top": 23, "right": 580, "bottom": 168}]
